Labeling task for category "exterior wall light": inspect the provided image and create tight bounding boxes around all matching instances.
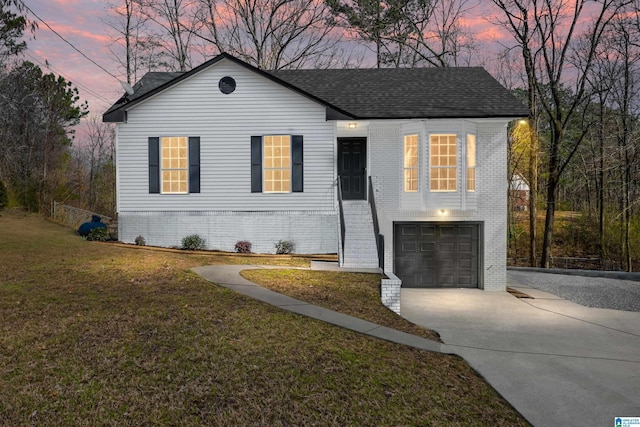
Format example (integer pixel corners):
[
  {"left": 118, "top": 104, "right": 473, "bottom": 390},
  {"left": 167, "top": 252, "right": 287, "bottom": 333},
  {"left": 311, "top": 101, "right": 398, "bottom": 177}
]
[
  {"left": 439, "top": 209, "right": 447, "bottom": 216},
  {"left": 348, "top": 122, "right": 358, "bottom": 129}
]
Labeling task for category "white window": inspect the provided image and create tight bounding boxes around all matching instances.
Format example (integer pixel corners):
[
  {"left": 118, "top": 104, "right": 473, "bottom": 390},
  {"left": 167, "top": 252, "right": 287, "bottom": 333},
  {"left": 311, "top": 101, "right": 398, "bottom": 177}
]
[
  {"left": 161, "top": 136, "right": 188, "bottom": 194},
  {"left": 467, "top": 134, "right": 476, "bottom": 192},
  {"left": 404, "top": 134, "right": 419, "bottom": 192},
  {"left": 264, "top": 135, "right": 291, "bottom": 193},
  {"left": 430, "top": 134, "right": 457, "bottom": 192}
]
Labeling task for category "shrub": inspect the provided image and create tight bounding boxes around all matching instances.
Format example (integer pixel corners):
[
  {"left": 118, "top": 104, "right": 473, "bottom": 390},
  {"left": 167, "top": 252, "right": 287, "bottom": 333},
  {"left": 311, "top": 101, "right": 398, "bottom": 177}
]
[
  {"left": 135, "top": 235, "right": 146, "bottom": 246},
  {"left": 86, "top": 227, "right": 109, "bottom": 242},
  {"left": 235, "top": 240, "right": 252, "bottom": 253},
  {"left": 182, "top": 234, "right": 206, "bottom": 251},
  {"left": 0, "top": 181, "right": 7, "bottom": 211},
  {"left": 275, "top": 240, "right": 294, "bottom": 254}
]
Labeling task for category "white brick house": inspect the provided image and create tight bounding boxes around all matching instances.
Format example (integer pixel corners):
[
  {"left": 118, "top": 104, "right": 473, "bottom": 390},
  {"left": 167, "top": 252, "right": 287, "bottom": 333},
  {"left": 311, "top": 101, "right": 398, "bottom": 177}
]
[{"left": 104, "top": 53, "right": 527, "bottom": 295}]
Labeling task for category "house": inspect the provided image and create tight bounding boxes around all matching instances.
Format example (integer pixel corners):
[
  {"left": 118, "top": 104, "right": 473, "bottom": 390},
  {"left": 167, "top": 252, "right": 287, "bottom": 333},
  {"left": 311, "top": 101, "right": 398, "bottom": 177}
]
[
  {"left": 103, "top": 53, "right": 528, "bottom": 303},
  {"left": 510, "top": 173, "right": 530, "bottom": 211}
]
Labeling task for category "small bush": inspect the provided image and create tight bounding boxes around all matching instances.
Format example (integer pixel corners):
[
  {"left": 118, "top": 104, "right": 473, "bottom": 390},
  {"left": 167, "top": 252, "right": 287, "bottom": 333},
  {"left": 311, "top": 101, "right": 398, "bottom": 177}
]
[
  {"left": 275, "top": 240, "right": 295, "bottom": 254},
  {"left": 135, "top": 235, "right": 146, "bottom": 246},
  {"left": 0, "top": 181, "right": 8, "bottom": 211},
  {"left": 182, "top": 234, "right": 206, "bottom": 251},
  {"left": 235, "top": 240, "right": 252, "bottom": 253},
  {"left": 86, "top": 227, "right": 109, "bottom": 242}
]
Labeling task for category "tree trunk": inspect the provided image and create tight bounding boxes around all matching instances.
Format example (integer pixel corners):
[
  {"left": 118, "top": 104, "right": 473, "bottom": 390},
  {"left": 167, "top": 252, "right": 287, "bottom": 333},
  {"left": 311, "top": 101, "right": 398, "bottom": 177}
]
[
  {"left": 528, "top": 121, "right": 537, "bottom": 267},
  {"left": 540, "top": 174, "right": 557, "bottom": 268}
]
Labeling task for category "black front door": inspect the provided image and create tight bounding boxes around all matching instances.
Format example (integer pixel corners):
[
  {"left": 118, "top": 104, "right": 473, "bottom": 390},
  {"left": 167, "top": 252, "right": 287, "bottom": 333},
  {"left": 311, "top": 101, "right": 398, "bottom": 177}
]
[{"left": 338, "top": 137, "right": 366, "bottom": 200}]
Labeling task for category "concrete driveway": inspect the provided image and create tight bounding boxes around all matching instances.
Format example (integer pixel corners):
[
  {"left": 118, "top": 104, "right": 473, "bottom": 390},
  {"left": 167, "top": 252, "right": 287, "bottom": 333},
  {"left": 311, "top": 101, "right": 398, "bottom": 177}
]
[{"left": 400, "top": 273, "right": 640, "bottom": 426}]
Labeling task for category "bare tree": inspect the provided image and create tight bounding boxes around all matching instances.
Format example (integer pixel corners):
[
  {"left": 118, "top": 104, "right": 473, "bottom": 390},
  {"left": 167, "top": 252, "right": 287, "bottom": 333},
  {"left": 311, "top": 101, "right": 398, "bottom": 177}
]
[
  {"left": 489, "top": 0, "right": 540, "bottom": 267},
  {"left": 135, "top": 0, "right": 201, "bottom": 71},
  {"left": 196, "top": 0, "right": 345, "bottom": 69},
  {"left": 104, "top": 0, "right": 159, "bottom": 84},
  {"left": 603, "top": 11, "right": 640, "bottom": 270},
  {"left": 326, "top": 0, "right": 476, "bottom": 68},
  {"left": 491, "top": 0, "right": 631, "bottom": 268},
  {"left": 385, "top": 0, "right": 478, "bottom": 67}
]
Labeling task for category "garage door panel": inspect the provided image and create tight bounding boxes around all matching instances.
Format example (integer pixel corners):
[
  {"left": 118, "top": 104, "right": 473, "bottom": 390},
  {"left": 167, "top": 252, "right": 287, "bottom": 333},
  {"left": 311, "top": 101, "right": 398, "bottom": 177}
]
[
  {"left": 458, "top": 242, "right": 472, "bottom": 253},
  {"left": 458, "top": 258, "right": 472, "bottom": 269},
  {"left": 400, "top": 225, "right": 417, "bottom": 236},
  {"left": 420, "top": 242, "right": 436, "bottom": 252},
  {"left": 440, "top": 226, "right": 455, "bottom": 236},
  {"left": 440, "top": 242, "right": 455, "bottom": 252},
  {"left": 401, "top": 242, "right": 417, "bottom": 252},
  {"left": 420, "top": 225, "right": 436, "bottom": 236},
  {"left": 421, "top": 257, "right": 436, "bottom": 269},
  {"left": 457, "top": 225, "right": 475, "bottom": 237},
  {"left": 439, "top": 274, "right": 455, "bottom": 286},
  {"left": 457, "top": 275, "right": 472, "bottom": 286},
  {"left": 419, "top": 274, "right": 436, "bottom": 286},
  {"left": 395, "top": 222, "right": 480, "bottom": 289},
  {"left": 440, "top": 259, "right": 454, "bottom": 269}
]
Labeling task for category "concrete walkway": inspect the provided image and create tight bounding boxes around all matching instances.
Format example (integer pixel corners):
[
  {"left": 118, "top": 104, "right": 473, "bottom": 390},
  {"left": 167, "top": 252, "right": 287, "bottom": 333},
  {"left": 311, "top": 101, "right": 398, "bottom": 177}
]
[
  {"left": 191, "top": 265, "right": 440, "bottom": 353},
  {"left": 193, "top": 265, "right": 640, "bottom": 426},
  {"left": 401, "top": 283, "right": 640, "bottom": 427}
]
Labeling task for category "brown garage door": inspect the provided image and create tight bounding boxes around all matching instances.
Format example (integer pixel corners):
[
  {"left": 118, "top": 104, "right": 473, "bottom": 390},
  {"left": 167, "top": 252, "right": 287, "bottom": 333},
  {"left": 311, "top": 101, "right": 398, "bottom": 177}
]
[{"left": 394, "top": 222, "right": 480, "bottom": 288}]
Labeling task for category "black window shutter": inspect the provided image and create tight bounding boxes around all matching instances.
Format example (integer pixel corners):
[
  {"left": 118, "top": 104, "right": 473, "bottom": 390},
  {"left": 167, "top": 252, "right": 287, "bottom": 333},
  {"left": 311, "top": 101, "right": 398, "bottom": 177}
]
[
  {"left": 292, "top": 135, "right": 303, "bottom": 192},
  {"left": 148, "top": 137, "right": 160, "bottom": 193},
  {"left": 188, "top": 137, "right": 200, "bottom": 193},
  {"left": 251, "top": 136, "right": 262, "bottom": 193}
]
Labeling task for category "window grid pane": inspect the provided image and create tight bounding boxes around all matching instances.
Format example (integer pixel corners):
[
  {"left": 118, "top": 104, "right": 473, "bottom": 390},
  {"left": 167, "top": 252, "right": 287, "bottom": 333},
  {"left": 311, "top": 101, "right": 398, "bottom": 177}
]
[
  {"left": 404, "top": 134, "right": 418, "bottom": 192},
  {"left": 467, "top": 134, "right": 476, "bottom": 192},
  {"left": 430, "top": 134, "right": 457, "bottom": 192},
  {"left": 264, "top": 135, "right": 291, "bottom": 193},
  {"left": 161, "top": 137, "right": 188, "bottom": 194}
]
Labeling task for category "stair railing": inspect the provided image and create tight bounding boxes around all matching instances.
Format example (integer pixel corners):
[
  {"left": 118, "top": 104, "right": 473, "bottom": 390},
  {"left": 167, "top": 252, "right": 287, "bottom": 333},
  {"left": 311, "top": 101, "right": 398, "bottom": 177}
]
[
  {"left": 337, "top": 176, "right": 346, "bottom": 255},
  {"left": 367, "top": 176, "right": 384, "bottom": 270}
]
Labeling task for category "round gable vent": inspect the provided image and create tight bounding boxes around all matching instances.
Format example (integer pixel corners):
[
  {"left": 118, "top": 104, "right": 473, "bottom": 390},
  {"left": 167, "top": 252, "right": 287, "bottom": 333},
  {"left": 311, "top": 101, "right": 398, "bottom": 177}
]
[{"left": 218, "top": 76, "right": 236, "bottom": 94}]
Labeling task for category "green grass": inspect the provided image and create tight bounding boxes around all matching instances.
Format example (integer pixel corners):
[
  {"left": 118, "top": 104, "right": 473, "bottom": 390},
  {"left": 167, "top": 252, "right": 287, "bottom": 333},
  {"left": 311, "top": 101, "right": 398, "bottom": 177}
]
[
  {"left": 241, "top": 269, "right": 441, "bottom": 341},
  {"left": 0, "top": 210, "right": 528, "bottom": 425}
]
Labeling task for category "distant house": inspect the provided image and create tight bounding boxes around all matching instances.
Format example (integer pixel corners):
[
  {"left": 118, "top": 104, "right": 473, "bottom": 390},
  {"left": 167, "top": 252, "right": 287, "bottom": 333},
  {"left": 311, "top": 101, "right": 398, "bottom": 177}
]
[
  {"left": 103, "top": 53, "right": 528, "bottom": 295},
  {"left": 510, "top": 173, "right": 530, "bottom": 211}
]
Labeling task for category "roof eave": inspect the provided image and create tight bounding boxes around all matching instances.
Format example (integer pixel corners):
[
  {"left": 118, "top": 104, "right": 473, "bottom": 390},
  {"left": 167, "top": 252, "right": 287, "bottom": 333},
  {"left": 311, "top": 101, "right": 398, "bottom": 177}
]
[{"left": 103, "top": 109, "right": 126, "bottom": 123}]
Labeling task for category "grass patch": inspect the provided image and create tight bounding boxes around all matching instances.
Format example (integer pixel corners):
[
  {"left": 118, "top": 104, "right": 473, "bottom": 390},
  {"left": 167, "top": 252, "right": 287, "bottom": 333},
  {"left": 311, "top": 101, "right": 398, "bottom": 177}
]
[
  {"left": 241, "top": 269, "right": 441, "bottom": 342},
  {"left": 0, "top": 210, "right": 528, "bottom": 425}
]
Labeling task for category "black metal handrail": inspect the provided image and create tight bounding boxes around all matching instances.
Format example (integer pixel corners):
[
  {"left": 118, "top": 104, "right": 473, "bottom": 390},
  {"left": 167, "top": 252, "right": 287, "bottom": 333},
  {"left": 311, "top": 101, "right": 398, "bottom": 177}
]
[
  {"left": 337, "top": 176, "right": 346, "bottom": 254},
  {"left": 368, "top": 176, "right": 384, "bottom": 270}
]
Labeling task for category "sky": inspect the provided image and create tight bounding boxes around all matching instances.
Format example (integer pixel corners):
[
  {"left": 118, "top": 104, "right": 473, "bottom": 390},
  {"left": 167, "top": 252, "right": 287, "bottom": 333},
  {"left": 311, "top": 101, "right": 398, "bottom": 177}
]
[
  {"left": 20, "top": 0, "right": 513, "bottom": 129},
  {"left": 25, "top": 1, "right": 123, "bottom": 120},
  {"left": 17, "top": 0, "right": 600, "bottom": 141}
]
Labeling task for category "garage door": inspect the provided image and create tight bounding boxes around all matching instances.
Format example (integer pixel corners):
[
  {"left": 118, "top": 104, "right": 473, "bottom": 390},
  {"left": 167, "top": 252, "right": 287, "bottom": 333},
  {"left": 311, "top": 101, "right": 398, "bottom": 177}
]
[{"left": 394, "top": 222, "right": 480, "bottom": 288}]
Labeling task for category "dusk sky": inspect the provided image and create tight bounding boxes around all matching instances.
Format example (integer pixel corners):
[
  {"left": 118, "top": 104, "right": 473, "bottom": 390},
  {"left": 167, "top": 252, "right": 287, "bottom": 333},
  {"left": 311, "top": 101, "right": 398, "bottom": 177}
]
[
  {"left": 20, "top": 0, "right": 607, "bottom": 127},
  {"left": 21, "top": 0, "right": 517, "bottom": 129},
  {"left": 25, "top": 1, "right": 122, "bottom": 119}
]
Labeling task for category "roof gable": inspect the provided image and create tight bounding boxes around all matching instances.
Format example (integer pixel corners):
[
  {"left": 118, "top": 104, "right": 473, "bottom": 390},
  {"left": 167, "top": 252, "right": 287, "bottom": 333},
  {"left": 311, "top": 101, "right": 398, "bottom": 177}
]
[{"left": 103, "top": 53, "right": 528, "bottom": 122}]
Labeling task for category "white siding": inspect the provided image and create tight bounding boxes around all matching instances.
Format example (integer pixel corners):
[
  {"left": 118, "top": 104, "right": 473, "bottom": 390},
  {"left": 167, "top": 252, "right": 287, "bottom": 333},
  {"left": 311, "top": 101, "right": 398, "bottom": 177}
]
[{"left": 116, "top": 58, "right": 335, "bottom": 213}]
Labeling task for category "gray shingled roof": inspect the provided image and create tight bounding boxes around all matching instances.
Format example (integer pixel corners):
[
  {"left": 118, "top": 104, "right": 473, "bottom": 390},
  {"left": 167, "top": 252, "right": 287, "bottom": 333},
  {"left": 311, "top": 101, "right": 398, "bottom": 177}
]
[
  {"left": 105, "top": 72, "right": 184, "bottom": 115},
  {"left": 104, "top": 53, "right": 528, "bottom": 121},
  {"left": 269, "top": 68, "right": 528, "bottom": 119}
]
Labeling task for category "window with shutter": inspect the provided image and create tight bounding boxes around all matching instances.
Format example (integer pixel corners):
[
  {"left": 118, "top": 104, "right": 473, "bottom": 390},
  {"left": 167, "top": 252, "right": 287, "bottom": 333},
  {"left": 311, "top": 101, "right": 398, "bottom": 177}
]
[
  {"left": 148, "top": 136, "right": 200, "bottom": 194},
  {"left": 251, "top": 135, "right": 303, "bottom": 193}
]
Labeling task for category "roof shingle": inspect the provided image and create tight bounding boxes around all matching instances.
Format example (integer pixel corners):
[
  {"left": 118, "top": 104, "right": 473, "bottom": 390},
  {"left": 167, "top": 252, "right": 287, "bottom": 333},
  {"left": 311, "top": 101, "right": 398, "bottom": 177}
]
[{"left": 103, "top": 53, "right": 528, "bottom": 121}]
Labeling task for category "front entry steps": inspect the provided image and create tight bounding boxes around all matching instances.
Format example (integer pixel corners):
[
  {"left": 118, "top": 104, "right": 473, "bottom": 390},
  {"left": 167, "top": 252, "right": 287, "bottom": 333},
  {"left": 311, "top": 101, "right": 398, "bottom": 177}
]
[{"left": 341, "top": 200, "right": 379, "bottom": 269}]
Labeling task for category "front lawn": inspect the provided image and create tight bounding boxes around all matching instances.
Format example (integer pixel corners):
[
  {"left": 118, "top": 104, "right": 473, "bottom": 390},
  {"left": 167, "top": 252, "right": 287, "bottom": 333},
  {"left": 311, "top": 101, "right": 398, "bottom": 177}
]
[
  {"left": 241, "top": 269, "right": 441, "bottom": 341},
  {"left": 0, "top": 210, "right": 528, "bottom": 425}
]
